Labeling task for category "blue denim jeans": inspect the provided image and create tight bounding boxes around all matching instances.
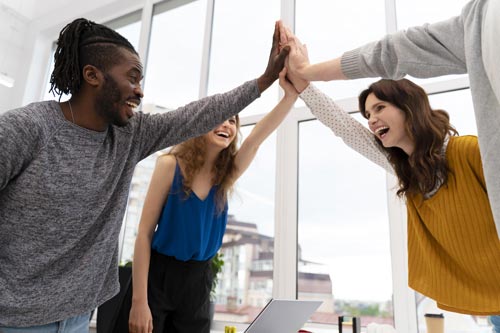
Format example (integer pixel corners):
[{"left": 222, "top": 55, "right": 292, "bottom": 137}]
[
  {"left": 491, "top": 315, "right": 500, "bottom": 333},
  {"left": 0, "top": 313, "right": 90, "bottom": 333}
]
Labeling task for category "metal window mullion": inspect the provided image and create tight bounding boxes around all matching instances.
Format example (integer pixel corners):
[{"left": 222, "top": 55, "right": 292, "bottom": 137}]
[
  {"left": 137, "top": 0, "right": 154, "bottom": 70},
  {"left": 385, "top": 0, "right": 398, "bottom": 33},
  {"left": 199, "top": 0, "right": 215, "bottom": 98},
  {"left": 386, "top": 174, "right": 418, "bottom": 333},
  {"left": 272, "top": 110, "right": 300, "bottom": 299},
  {"left": 267, "top": 0, "right": 298, "bottom": 300}
]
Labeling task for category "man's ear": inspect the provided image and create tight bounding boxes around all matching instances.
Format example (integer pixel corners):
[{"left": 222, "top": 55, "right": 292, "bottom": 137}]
[{"left": 82, "top": 65, "right": 103, "bottom": 87}]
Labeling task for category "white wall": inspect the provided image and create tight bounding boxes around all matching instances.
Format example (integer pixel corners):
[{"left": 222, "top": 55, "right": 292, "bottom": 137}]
[
  {"left": 0, "top": 4, "right": 29, "bottom": 112},
  {"left": 0, "top": 0, "right": 146, "bottom": 113}
]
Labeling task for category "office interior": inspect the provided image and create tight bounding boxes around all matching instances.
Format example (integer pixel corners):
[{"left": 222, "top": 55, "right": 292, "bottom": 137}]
[{"left": 0, "top": 0, "right": 491, "bottom": 332}]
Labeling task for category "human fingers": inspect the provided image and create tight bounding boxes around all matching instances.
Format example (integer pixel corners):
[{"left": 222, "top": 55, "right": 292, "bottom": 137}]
[{"left": 278, "top": 20, "right": 288, "bottom": 46}]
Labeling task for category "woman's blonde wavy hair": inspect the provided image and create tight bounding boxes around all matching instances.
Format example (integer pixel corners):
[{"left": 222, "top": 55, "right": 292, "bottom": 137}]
[{"left": 169, "top": 115, "right": 241, "bottom": 212}]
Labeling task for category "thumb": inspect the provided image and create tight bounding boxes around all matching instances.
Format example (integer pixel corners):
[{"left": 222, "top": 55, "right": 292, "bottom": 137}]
[
  {"left": 279, "top": 67, "right": 287, "bottom": 78},
  {"left": 276, "top": 45, "right": 290, "bottom": 63}
]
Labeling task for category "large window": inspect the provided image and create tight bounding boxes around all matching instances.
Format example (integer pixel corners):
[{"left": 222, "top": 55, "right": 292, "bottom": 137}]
[
  {"left": 396, "top": 0, "right": 470, "bottom": 30},
  {"left": 214, "top": 123, "right": 277, "bottom": 323},
  {"left": 428, "top": 89, "right": 477, "bottom": 136},
  {"left": 143, "top": 0, "right": 207, "bottom": 109},
  {"left": 119, "top": 0, "right": 207, "bottom": 264},
  {"left": 298, "top": 116, "right": 394, "bottom": 327},
  {"left": 207, "top": 0, "right": 280, "bottom": 116},
  {"left": 295, "top": 0, "right": 386, "bottom": 101}
]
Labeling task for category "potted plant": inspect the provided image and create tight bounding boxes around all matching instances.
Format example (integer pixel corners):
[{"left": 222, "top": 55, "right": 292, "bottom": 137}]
[{"left": 210, "top": 252, "right": 224, "bottom": 321}]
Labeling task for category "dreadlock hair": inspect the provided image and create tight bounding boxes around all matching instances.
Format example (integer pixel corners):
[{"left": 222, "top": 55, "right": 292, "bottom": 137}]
[
  {"left": 169, "top": 115, "right": 241, "bottom": 213},
  {"left": 358, "top": 79, "right": 458, "bottom": 198},
  {"left": 49, "top": 18, "right": 137, "bottom": 98}
]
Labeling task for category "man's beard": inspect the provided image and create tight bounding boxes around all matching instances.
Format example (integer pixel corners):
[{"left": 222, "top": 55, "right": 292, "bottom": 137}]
[{"left": 95, "top": 74, "right": 129, "bottom": 127}]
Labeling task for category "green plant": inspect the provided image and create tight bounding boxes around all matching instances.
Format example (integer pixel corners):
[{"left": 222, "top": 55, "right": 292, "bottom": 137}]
[{"left": 211, "top": 252, "right": 225, "bottom": 300}]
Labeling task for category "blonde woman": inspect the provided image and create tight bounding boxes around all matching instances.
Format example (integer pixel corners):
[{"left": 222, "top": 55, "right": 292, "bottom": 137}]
[{"left": 128, "top": 68, "right": 297, "bottom": 333}]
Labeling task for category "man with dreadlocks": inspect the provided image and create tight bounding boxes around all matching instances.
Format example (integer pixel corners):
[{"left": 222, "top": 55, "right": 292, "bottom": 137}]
[{"left": 0, "top": 18, "right": 289, "bottom": 331}]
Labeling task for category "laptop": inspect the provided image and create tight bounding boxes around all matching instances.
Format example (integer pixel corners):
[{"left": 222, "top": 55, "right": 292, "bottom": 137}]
[{"left": 244, "top": 299, "right": 322, "bottom": 333}]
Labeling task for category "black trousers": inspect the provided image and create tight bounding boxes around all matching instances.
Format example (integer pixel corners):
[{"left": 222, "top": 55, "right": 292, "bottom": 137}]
[
  {"left": 148, "top": 250, "right": 214, "bottom": 333},
  {"left": 97, "top": 266, "right": 133, "bottom": 333}
]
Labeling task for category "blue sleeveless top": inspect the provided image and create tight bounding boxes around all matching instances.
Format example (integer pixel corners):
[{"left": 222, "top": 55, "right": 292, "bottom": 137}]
[{"left": 151, "top": 161, "right": 228, "bottom": 261}]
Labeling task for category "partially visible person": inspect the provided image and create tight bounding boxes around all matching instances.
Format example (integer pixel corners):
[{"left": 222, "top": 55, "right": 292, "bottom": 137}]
[
  {"left": 279, "top": 0, "right": 500, "bottom": 239},
  {"left": 0, "top": 18, "right": 289, "bottom": 332},
  {"left": 284, "top": 34, "right": 500, "bottom": 330},
  {"left": 128, "top": 68, "right": 297, "bottom": 333}
]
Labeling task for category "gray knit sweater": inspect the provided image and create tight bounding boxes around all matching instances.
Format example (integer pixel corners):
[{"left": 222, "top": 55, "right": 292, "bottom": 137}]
[
  {"left": 341, "top": 0, "right": 500, "bottom": 238},
  {"left": 0, "top": 80, "right": 259, "bottom": 326}
]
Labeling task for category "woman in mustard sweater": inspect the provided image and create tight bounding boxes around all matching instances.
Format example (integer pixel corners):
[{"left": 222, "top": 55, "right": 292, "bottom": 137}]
[{"left": 284, "top": 38, "right": 500, "bottom": 329}]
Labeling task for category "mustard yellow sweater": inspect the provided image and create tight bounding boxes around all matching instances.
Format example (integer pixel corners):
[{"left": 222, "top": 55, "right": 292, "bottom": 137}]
[
  {"left": 407, "top": 136, "right": 500, "bottom": 315},
  {"left": 301, "top": 86, "right": 499, "bottom": 314}
]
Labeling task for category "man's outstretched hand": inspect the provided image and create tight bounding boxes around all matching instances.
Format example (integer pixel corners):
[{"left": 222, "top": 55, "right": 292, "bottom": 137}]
[{"left": 257, "top": 21, "right": 291, "bottom": 93}]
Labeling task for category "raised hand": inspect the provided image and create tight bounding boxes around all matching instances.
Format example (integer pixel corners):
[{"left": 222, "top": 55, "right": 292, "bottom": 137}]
[
  {"left": 277, "top": 22, "right": 310, "bottom": 93},
  {"left": 278, "top": 67, "right": 299, "bottom": 99},
  {"left": 281, "top": 24, "right": 310, "bottom": 79},
  {"left": 257, "top": 21, "right": 291, "bottom": 93}
]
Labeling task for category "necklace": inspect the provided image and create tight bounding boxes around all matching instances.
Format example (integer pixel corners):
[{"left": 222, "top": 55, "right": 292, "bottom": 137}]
[{"left": 68, "top": 100, "right": 75, "bottom": 124}]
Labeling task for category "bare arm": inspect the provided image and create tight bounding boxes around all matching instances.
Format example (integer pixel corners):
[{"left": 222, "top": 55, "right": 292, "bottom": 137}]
[
  {"left": 233, "top": 69, "right": 297, "bottom": 180},
  {"left": 298, "top": 57, "right": 347, "bottom": 81},
  {"left": 129, "top": 155, "right": 176, "bottom": 333}
]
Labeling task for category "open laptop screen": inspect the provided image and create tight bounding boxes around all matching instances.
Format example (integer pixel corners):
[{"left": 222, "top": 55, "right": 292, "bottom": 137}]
[{"left": 244, "top": 299, "right": 322, "bottom": 333}]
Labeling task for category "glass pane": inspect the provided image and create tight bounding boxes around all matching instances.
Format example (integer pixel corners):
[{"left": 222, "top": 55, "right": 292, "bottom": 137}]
[
  {"left": 42, "top": 44, "right": 60, "bottom": 102},
  {"left": 113, "top": 20, "right": 141, "bottom": 50},
  {"left": 207, "top": 0, "right": 280, "bottom": 116},
  {"left": 298, "top": 117, "right": 394, "bottom": 327},
  {"left": 395, "top": 0, "right": 470, "bottom": 86},
  {"left": 396, "top": 0, "right": 470, "bottom": 30},
  {"left": 143, "top": 0, "right": 207, "bottom": 109},
  {"left": 213, "top": 124, "right": 276, "bottom": 323},
  {"left": 41, "top": 15, "right": 141, "bottom": 102},
  {"left": 417, "top": 294, "right": 493, "bottom": 333},
  {"left": 418, "top": 89, "right": 492, "bottom": 333},
  {"left": 428, "top": 89, "right": 477, "bottom": 136},
  {"left": 295, "top": 0, "right": 387, "bottom": 102},
  {"left": 119, "top": 153, "right": 159, "bottom": 264}
]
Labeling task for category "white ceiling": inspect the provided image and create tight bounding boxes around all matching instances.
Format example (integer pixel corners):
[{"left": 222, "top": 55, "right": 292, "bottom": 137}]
[{"left": 0, "top": 0, "right": 74, "bottom": 21}]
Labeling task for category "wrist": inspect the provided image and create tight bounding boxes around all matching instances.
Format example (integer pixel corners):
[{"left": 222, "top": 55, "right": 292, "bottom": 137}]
[
  {"left": 257, "top": 75, "right": 275, "bottom": 93},
  {"left": 295, "top": 81, "right": 310, "bottom": 94},
  {"left": 283, "top": 93, "right": 298, "bottom": 102},
  {"left": 132, "top": 296, "right": 148, "bottom": 304},
  {"left": 296, "top": 65, "right": 310, "bottom": 81}
]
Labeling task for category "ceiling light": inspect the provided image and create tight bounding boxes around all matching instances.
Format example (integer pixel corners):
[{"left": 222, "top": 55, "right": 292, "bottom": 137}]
[
  {"left": 0, "top": 73, "right": 14, "bottom": 88},
  {"left": 0, "top": 72, "right": 14, "bottom": 88}
]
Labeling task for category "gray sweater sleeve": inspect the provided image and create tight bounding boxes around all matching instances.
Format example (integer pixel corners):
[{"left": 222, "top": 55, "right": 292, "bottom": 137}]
[
  {"left": 341, "top": 15, "right": 468, "bottom": 80},
  {"left": 134, "top": 79, "right": 260, "bottom": 159},
  {"left": 0, "top": 108, "right": 42, "bottom": 191}
]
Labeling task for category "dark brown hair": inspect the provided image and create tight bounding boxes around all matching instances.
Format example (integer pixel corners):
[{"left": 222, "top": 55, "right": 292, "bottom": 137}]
[{"left": 358, "top": 79, "right": 458, "bottom": 197}]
